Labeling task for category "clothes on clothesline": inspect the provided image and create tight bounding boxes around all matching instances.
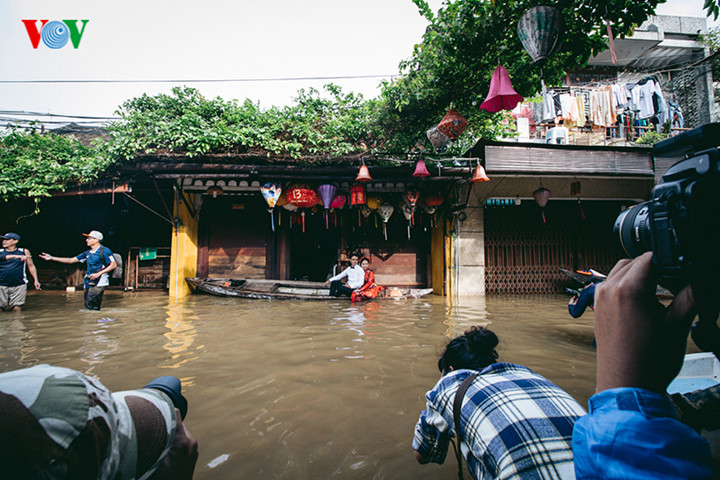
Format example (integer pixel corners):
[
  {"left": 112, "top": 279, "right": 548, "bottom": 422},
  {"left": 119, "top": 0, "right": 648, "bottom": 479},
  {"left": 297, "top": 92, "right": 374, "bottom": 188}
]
[{"left": 520, "top": 77, "right": 675, "bottom": 129}]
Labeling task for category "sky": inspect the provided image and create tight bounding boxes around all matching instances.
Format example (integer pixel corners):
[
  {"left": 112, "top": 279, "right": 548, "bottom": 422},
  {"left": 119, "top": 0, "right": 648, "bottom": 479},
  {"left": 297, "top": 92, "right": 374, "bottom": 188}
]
[{"left": 0, "top": 0, "right": 714, "bottom": 126}]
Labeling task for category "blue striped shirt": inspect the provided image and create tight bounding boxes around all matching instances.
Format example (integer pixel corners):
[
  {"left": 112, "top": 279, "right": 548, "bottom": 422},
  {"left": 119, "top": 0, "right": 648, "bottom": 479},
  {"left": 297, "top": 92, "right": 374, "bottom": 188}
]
[{"left": 413, "top": 363, "right": 586, "bottom": 480}]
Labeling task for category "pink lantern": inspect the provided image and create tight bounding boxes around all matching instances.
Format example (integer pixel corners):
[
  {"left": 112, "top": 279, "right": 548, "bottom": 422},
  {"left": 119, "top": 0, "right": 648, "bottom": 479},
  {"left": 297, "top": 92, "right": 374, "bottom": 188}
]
[
  {"left": 412, "top": 159, "right": 430, "bottom": 177},
  {"left": 480, "top": 65, "right": 524, "bottom": 113}
]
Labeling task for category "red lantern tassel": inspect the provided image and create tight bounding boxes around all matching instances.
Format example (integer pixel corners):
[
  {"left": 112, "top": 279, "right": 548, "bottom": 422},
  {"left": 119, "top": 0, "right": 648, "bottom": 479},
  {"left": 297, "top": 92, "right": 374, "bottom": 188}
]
[
  {"left": 302, "top": 211, "right": 306, "bottom": 232},
  {"left": 334, "top": 211, "right": 337, "bottom": 227},
  {"left": 325, "top": 210, "right": 329, "bottom": 229},
  {"left": 358, "top": 209, "right": 361, "bottom": 227}
]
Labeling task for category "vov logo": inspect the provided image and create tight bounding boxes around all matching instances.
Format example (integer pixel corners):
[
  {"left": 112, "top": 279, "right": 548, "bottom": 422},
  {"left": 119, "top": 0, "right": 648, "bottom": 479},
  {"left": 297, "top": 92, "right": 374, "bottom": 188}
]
[{"left": 22, "top": 20, "right": 89, "bottom": 49}]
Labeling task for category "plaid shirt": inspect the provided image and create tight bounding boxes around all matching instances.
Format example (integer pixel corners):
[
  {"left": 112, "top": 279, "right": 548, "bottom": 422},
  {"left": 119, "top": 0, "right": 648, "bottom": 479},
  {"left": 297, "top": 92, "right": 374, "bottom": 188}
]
[{"left": 413, "top": 363, "right": 586, "bottom": 480}]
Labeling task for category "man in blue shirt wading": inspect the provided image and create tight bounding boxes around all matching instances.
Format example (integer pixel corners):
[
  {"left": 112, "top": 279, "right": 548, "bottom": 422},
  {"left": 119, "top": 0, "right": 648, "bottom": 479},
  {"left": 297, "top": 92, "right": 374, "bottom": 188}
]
[
  {"left": 0, "top": 232, "right": 41, "bottom": 312},
  {"left": 40, "top": 230, "right": 116, "bottom": 310}
]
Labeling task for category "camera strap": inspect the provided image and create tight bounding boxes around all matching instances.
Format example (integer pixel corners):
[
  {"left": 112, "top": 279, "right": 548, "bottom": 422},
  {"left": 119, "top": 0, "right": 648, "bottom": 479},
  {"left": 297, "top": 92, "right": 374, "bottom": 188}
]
[{"left": 452, "top": 372, "right": 479, "bottom": 480}]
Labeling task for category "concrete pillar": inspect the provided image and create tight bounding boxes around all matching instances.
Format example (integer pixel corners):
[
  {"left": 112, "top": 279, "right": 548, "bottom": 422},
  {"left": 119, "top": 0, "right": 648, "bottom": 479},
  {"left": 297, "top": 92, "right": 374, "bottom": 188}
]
[
  {"left": 456, "top": 184, "right": 485, "bottom": 296},
  {"left": 169, "top": 190, "right": 198, "bottom": 299}
]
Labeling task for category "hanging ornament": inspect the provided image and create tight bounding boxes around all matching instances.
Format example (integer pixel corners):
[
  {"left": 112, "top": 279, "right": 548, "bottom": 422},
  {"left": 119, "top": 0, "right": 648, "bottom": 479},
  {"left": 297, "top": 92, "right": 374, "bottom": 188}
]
[
  {"left": 317, "top": 183, "right": 338, "bottom": 229},
  {"left": 533, "top": 186, "right": 551, "bottom": 223},
  {"left": 437, "top": 109, "right": 469, "bottom": 140},
  {"left": 426, "top": 125, "right": 452, "bottom": 153},
  {"left": 480, "top": 65, "right": 524, "bottom": 113},
  {"left": 471, "top": 163, "right": 490, "bottom": 182},
  {"left": 577, "top": 198, "right": 586, "bottom": 221},
  {"left": 367, "top": 195, "right": 382, "bottom": 229},
  {"left": 355, "top": 160, "right": 372, "bottom": 182},
  {"left": 404, "top": 189, "right": 420, "bottom": 225},
  {"left": 517, "top": 6, "right": 562, "bottom": 67},
  {"left": 401, "top": 203, "right": 413, "bottom": 239},
  {"left": 330, "top": 192, "right": 346, "bottom": 228},
  {"left": 378, "top": 204, "right": 394, "bottom": 240},
  {"left": 287, "top": 185, "right": 319, "bottom": 209},
  {"left": 423, "top": 194, "right": 444, "bottom": 228},
  {"left": 260, "top": 182, "right": 282, "bottom": 232},
  {"left": 517, "top": 6, "right": 562, "bottom": 93},
  {"left": 412, "top": 158, "right": 431, "bottom": 177}
]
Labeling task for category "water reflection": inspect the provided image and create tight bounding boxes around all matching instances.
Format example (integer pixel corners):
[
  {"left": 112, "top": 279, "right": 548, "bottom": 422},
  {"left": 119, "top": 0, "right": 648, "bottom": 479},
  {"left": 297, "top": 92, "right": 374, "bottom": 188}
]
[
  {"left": 163, "top": 302, "right": 199, "bottom": 373},
  {"left": 1, "top": 290, "right": 600, "bottom": 479}
]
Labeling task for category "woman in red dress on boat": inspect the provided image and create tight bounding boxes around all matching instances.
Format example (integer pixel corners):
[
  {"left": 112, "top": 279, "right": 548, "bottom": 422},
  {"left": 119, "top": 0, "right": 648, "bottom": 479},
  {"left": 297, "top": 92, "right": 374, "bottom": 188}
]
[{"left": 351, "top": 257, "right": 385, "bottom": 302}]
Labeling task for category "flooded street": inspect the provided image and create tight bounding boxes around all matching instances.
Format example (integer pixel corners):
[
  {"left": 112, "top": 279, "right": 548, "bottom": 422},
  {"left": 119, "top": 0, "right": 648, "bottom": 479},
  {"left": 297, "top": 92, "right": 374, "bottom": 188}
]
[{"left": 0, "top": 291, "right": 598, "bottom": 479}]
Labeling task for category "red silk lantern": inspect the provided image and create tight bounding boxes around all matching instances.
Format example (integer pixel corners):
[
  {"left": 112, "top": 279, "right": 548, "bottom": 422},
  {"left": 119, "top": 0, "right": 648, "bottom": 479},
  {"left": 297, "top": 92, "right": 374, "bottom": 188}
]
[
  {"left": 438, "top": 109, "right": 468, "bottom": 140},
  {"left": 350, "top": 185, "right": 366, "bottom": 206},
  {"left": 287, "top": 185, "right": 319, "bottom": 209}
]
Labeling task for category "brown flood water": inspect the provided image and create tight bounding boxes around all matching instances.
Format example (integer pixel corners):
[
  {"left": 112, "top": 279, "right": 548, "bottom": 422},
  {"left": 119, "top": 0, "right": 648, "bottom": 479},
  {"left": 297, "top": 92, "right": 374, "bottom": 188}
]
[{"left": 0, "top": 290, "right": 597, "bottom": 479}]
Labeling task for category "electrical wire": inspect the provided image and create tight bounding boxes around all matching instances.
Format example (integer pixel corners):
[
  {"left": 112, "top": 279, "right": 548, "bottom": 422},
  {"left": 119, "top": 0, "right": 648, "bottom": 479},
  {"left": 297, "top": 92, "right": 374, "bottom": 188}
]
[{"left": 0, "top": 74, "right": 399, "bottom": 84}]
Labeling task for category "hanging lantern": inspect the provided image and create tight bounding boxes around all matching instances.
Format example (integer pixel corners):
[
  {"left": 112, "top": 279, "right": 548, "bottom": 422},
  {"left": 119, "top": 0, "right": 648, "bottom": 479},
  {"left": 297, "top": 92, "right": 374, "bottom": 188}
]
[
  {"left": 412, "top": 159, "right": 431, "bottom": 177},
  {"left": 276, "top": 191, "right": 289, "bottom": 207},
  {"left": 355, "top": 160, "right": 372, "bottom": 182},
  {"left": 401, "top": 204, "right": 413, "bottom": 239},
  {"left": 350, "top": 184, "right": 367, "bottom": 206},
  {"left": 330, "top": 192, "right": 346, "bottom": 228},
  {"left": 206, "top": 185, "right": 223, "bottom": 198},
  {"left": 287, "top": 185, "right": 319, "bottom": 209},
  {"left": 350, "top": 184, "right": 367, "bottom": 227},
  {"left": 359, "top": 204, "right": 372, "bottom": 219},
  {"left": 533, "top": 186, "right": 551, "bottom": 223},
  {"left": 517, "top": 6, "right": 562, "bottom": 67},
  {"left": 377, "top": 204, "right": 394, "bottom": 240},
  {"left": 437, "top": 109, "right": 469, "bottom": 140},
  {"left": 260, "top": 182, "right": 282, "bottom": 232},
  {"left": 404, "top": 189, "right": 420, "bottom": 225},
  {"left": 480, "top": 65, "right": 524, "bottom": 113},
  {"left": 317, "top": 184, "right": 338, "bottom": 229},
  {"left": 471, "top": 164, "right": 490, "bottom": 182},
  {"left": 330, "top": 193, "right": 346, "bottom": 209},
  {"left": 426, "top": 125, "right": 452, "bottom": 153},
  {"left": 423, "top": 194, "right": 444, "bottom": 228}
]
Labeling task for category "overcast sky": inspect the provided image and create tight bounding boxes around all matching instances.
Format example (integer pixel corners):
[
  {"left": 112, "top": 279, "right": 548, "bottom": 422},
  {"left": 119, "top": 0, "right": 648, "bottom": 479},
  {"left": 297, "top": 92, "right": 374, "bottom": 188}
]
[{"left": 0, "top": 0, "right": 713, "bottom": 124}]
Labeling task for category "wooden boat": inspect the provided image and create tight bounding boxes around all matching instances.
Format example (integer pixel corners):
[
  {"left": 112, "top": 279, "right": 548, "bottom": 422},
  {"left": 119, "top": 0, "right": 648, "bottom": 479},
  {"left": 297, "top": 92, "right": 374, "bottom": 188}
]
[
  {"left": 186, "top": 277, "right": 434, "bottom": 301},
  {"left": 667, "top": 352, "right": 720, "bottom": 395}
]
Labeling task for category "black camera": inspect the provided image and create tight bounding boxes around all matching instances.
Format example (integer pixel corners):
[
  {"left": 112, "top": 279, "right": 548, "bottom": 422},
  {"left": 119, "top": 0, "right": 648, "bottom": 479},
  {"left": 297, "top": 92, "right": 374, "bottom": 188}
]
[
  {"left": 613, "top": 124, "right": 720, "bottom": 353},
  {"left": 613, "top": 124, "right": 720, "bottom": 288}
]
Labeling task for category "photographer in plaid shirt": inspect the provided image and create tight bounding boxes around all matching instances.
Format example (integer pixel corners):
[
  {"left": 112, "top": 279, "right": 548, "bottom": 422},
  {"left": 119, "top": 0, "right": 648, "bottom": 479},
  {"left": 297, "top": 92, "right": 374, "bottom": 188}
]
[{"left": 412, "top": 326, "right": 586, "bottom": 480}]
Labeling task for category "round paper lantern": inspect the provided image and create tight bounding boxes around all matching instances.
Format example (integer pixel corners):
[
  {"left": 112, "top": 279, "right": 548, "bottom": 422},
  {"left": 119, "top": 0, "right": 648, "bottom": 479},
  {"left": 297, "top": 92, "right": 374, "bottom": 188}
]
[
  {"left": 517, "top": 6, "right": 562, "bottom": 67},
  {"left": 427, "top": 125, "right": 452, "bottom": 153},
  {"left": 367, "top": 195, "right": 382, "bottom": 210}
]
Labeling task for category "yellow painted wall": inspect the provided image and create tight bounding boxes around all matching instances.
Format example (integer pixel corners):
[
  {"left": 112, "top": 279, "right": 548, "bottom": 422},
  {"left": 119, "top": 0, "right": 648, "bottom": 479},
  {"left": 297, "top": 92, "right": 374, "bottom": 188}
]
[
  {"left": 169, "top": 190, "right": 198, "bottom": 299},
  {"left": 431, "top": 214, "right": 446, "bottom": 295}
]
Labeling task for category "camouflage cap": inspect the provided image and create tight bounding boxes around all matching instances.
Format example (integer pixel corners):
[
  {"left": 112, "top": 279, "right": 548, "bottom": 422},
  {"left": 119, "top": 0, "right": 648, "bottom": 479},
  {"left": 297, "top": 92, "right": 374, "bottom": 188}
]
[{"left": 0, "top": 364, "right": 178, "bottom": 480}]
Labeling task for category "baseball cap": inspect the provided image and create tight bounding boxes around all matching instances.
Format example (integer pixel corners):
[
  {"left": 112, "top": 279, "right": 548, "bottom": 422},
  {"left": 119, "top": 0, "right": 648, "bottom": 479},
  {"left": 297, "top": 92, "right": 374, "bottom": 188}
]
[
  {"left": 83, "top": 230, "right": 104, "bottom": 241},
  {"left": 0, "top": 365, "right": 186, "bottom": 480},
  {"left": 0, "top": 232, "right": 20, "bottom": 241}
]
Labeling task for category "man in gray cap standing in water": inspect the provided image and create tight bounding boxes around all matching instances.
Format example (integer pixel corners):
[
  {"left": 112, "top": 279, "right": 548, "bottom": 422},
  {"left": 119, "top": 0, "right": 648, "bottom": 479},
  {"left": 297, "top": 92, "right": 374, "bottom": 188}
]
[
  {"left": 40, "top": 230, "right": 116, "bottom": 310},
  {"left": 0, "top": 232, "right": 41, "bottom": 312}
]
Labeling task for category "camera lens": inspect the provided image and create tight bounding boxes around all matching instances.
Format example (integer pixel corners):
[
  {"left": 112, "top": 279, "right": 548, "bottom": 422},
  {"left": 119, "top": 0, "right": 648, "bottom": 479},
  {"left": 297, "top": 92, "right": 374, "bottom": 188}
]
[{"left": 613, "top": 202, "right": 652, "bottom": 258}]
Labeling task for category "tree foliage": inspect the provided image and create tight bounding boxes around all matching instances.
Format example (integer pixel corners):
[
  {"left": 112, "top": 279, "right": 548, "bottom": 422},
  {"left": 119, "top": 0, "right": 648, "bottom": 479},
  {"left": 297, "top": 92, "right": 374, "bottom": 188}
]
[
  {"left": 377, "top": 0, "right": 662, "bottom": 151},
  {"left": 105, "top": 85, "right": 385, "bottom": 161},
  {"left": 0, "top": 128, "right": 110, "bottom": 200}
]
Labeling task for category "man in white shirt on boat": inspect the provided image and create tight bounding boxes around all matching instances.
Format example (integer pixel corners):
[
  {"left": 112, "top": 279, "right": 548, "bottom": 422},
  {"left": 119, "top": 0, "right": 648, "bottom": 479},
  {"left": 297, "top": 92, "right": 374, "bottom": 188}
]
[{"left": 325, "top": 252, "right": 364, "bottom": 297}]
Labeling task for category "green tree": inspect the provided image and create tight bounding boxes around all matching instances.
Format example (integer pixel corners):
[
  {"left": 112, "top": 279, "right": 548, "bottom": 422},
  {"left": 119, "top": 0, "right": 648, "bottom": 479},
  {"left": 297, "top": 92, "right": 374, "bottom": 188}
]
[
  {"left": 0, "top": 128, "right": 110, "bottom": 201},
  {"left": 377, "top": 0, "right": 662, "bottom": 152}
]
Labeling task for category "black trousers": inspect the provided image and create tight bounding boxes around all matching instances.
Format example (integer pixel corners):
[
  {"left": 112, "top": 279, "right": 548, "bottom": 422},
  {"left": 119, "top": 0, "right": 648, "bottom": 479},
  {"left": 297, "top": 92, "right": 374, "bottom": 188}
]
[
  {"left": 329, "top": 281, "right": 353, "bottom": 297},
  {"left": 84, "top": 286, "right": 106, "bottom": 310}
]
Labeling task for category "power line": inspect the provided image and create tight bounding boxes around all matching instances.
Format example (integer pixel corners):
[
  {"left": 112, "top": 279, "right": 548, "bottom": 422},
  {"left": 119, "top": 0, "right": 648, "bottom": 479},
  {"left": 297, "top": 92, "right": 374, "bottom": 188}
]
[
  {"left": 0, "top": 74, "right": 399, "bottom": 85},
  {"left": 0, "top": 110, "right": 118, "bottom": 120}
]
